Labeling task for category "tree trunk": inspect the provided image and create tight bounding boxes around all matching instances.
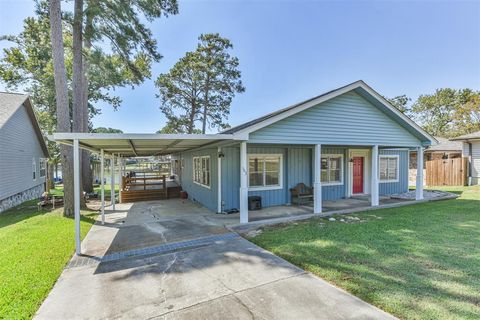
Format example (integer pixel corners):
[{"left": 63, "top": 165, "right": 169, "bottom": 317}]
[
  {"left": 47, "top": 162, "right": 55, "bottom": 191},
  {"left": 72, "top": 0, "right": 88, "bottom": 207},
  {"left": 202, "top": 81, "right": 210, "bottom": 134},
  {"left": 188, "top": 102, "right": 196, "bottom": 134},
  {"left": 49, "top": 0, "right": 74, "bottom": 216},
  {"left": 81, "top": 5, "right": 94, "bottom": 193}
]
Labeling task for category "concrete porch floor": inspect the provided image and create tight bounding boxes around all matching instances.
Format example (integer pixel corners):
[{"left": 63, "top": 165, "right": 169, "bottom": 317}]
[{"left": 212, "top": 195, "right": 410, "bottom": 226}]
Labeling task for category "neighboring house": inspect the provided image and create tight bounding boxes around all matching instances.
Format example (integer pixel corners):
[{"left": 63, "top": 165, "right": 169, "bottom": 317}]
[
  {"left": 172, "top": 80, "right": 436, "bottom": 214},
  {"left": 408, "top": 137, "right": 463, "bottom": 185},
  {"left": 0, "top": 92, "right": 49, "bottom": 213},
  {"left": 451, "top": 131, "right": 480, "bottom": 185}
]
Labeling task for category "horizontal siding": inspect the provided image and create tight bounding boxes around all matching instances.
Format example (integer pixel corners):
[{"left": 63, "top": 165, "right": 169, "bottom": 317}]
[
  {"left": 179, "top": 148, "right": 218, "bottom": 212},
  {"left": 472, "top": 141, "right": 480, "bottom": 178},
  {"left": 249, "top": 92, "right": 422, "bottom": 147},
  {"left": 379, "top": 149, "right": 409, "bottom": 195},
  {"left": 0, "top": 104, "right": 46, "bottom": 200}
]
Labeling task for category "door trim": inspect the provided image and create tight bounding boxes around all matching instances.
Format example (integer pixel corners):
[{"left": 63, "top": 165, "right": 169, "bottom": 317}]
[{"left": 347, "top": 149, "right": 371, "bottom": 197}]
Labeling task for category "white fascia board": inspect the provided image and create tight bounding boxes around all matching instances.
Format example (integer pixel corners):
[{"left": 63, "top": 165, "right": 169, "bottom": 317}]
[
  {"left": 232, "top": 81, "right": 437, "bottom": 146},
  {"left": 232, "top": 81, "right": 364, "bottom": 136},
  {"left": 52, "top": 132, "right": 237, "bottom": 141},
  {"left": 358, "top": 83, "right": 438, "bottom": 146}
]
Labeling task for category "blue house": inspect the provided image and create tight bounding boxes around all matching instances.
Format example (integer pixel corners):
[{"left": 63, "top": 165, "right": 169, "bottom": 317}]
[
  {"left": 53, "top": 80, "right": 436, "bottom": 238},
  {"left": 171, "top": 80, "right": 436, "bottom": 222}
]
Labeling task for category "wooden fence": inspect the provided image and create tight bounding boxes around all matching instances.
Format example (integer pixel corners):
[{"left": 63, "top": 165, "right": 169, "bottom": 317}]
[{"left": 425, "top": 157, "right": 468, "bottom": 186}]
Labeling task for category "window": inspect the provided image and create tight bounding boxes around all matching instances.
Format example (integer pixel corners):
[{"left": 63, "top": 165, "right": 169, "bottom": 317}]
[
  {"left": 193, "top": 156, "right": 210, "bottom": 187},
  {"left": 321, "top": 155, "right": 343, "bottom": 185},
  {"left": 40, "top": 158, "right": 47, "bottom": 178},
  {"left": 32, "top": 158, "right": 37, "bottom": 181},
  {"left": 248, "top": 154, "right": 282, "bottom": 190},
  {"left": 379, "top": 155, "right": 399, "bottom": 182}
]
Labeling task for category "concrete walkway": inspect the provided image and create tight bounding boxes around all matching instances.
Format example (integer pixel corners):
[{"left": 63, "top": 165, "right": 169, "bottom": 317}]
[{"left": 35, "top": 199, "right": 396, "bottom": 320}]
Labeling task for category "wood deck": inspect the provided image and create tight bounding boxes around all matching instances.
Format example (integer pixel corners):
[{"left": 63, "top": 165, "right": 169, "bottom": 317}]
[{"left": 120, "top": 174, "right": 182, "bottom": 203}]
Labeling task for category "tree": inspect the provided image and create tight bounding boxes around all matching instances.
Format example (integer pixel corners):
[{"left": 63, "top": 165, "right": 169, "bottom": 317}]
[
  {"left": 93, "top": 127, "right": 124, "bottom": 133},
  {"left": 1, "top": 0, "right": 178, "bottom": 205},
  {"left": 156, "top": 33, "right": 245, "bottom": 134},
  {"left": 386, "top": 95, "right": 411, "bottom": 114},
  {"left": 452, "top": 89, "right": 480, "bottom": 136},
  {"left": 49, "top": 0, "right": 75, "bottom": 215},
  {"left": 76, "top": 0, "right": 179, "bottom": 191},
  {"left": 156, "top": 120, "right": 202, "bottom": 134}
]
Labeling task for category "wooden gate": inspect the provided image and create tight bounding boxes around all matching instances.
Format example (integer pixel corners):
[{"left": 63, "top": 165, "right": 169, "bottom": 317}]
[{"left": 425, "top": 157, "right": 468, "bottom": 186}]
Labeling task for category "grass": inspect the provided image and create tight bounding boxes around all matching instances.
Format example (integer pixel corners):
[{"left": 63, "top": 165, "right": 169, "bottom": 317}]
[
  {"left": 0, "top": 201, "right": 97, "bottom": 319},
  {"left": 49, "top": 184, "right": 119, "bottom": 200},
  {"left": 249, "top": 186, "right": 480, "bottom": 320}
]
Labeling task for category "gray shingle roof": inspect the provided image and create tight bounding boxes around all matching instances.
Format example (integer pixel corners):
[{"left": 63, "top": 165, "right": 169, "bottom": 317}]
[
  {"left": 0, "top": 92, "right": 29, "bottom": 127},
  {"left": 450, "top": 131, "right": 480, "bottom": 141},
  {"left": 0, "top": 91, "right": 49, "bottom": 156},
  {"left": 426, "top": 137, "right": 462, "bottom": 152}
]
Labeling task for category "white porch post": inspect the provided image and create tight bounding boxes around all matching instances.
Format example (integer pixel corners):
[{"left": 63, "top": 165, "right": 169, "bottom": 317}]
[
  {"left": 217, "top": 147, "right": 222, "bottom": 214},
  {"left": 416, "top": 147, "right": 424, "bottom": 200},
  {"left": 371, "top": 145, "right": 379, "bottom": 206},
  {"left": 73, "top": 139, "right": 81, "bottom": 255},
  {"left": 314, "top": 144, "right": 322, "bottom": 214},
  {"left": 110, "top": 154, "right": 115, "bottom": 210},
  {"left": 118, "top": 155, "right": 122, "bottom": 203},
  {"left": 100, "top": 149, "right": 105, "bottom": 225},
  {"left": 239, "top": 141, "right": 249, "bottom": 223}
]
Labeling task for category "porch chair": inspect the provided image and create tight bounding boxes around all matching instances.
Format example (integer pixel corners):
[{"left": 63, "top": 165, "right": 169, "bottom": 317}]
[{"left": 290, "top": 183, "right": 314, "bottom": 205}]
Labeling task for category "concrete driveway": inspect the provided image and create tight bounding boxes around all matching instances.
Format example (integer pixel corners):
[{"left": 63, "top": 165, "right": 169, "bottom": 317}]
[{"left": 35, "top": 199, "right": 395, "bottom": 320}]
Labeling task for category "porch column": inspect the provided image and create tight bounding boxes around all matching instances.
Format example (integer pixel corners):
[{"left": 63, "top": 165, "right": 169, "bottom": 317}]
[
  {"left": 416, "top": 147, "right": 424, "bottom": 200},
  {"left": 239, "top": 141, "right": 249, "bottom": 223},
  {"left": 100, "top": 149, "right": 105, "bottom": 225},
  {"left": 217, "top": 147, "right": 222, "bottom": 214},
  {"left": 110, "top": 153, "right": 115, "bottom": 210},
  {"left": 371, "top": 145, "right": 379, "bottom": 206},
  {"left": 73, "top": 139, "right": 81, "bottom": 255},
  {"left": 118, "top": 155, "right": 122, "bottom": 203},
  {"left": 313, "top": 144, "right": 322, "bottom": 214}
]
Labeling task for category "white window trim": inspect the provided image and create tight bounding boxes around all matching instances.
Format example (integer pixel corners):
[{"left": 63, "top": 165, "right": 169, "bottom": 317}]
[
  {"left": 248, "top": 153, "right": 283, "bottom": 191},
  {"left": 32, "top": 158, "right": 37, "bottom": 181},
  {"left": 321, "top": 154, "right": 344, "bottom": 186},
  {"left": 192, "top": 155, "right": 211, "bottom": 189},
  {"left": 39, "top": 158, "right": 47, "bottom": 178},
  {"left": 379, "top": 155, "right": 400, "bottom": 183}
]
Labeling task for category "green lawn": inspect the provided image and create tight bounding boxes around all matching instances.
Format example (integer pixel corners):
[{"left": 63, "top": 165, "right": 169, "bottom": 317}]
[
  {"left": 50, "top": 184, "right": 119, "bottom": 200},
  {"left": 0, "top": 201, "right": 97, "bottom": 319},
  {"left": 249, "top": 186, "right": 480, "bottom": 320}
]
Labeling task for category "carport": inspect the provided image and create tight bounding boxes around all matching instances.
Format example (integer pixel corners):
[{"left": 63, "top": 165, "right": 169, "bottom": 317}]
[{"left": 51, "top": 133, "right": 241, "bottom": 255}]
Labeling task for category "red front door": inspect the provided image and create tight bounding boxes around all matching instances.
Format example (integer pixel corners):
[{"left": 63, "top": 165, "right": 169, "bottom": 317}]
[{"left": 352, "top": 157, "right": 364, "bottom": 194}]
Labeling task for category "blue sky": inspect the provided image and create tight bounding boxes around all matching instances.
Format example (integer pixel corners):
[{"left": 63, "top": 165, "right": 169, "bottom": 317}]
[{"left": 1, "top": 0, "right": 479, "bottom": 133}]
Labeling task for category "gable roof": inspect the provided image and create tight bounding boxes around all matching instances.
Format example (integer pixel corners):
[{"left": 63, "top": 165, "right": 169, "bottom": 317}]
[
  {"left": 0, "top": 92, "right": 49, "bottom": 157},
  {"left": 223, "top": 80, "right": 437, "bottom": 146},
  {"left": 450, "top": 131, "right": 480, "bottom": 141},
  {"left": 426, "top": 137, "right": 462, "bottom": 152}
]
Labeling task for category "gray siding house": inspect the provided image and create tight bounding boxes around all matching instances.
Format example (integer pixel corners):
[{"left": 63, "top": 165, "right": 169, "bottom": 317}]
[
  {"left": 452, "top": 131, "right": 480, "bottom": 185},
  {"left": 0, "top": 92, "right": 49, "bottom": 213}
]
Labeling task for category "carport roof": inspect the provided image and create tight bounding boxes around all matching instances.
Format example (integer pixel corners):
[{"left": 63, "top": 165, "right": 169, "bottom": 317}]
[{"left": 50, "top": 133, "right": 239, "bottom": 156}]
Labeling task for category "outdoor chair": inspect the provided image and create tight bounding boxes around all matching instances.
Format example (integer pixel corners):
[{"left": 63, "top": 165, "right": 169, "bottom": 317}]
[{"left": 290, "top": 183, "right": 314, "bottom": 205}]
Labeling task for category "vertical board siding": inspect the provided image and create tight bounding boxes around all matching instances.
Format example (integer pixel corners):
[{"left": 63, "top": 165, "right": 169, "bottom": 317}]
[
  {"left": 249, "top": 91, "right": 422, "bottom": 147},
  {"left": 221, "top": 146, "right": 240, "bottom": 211},
  {"left": 379, "top": 149, "right": 409, "bottom": 195},
  {"left": 179, "top": 148, "right": 218, "bottom": 212},
  {"left": 0, "top": 104, "right": 46, "bottom": 200}
]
